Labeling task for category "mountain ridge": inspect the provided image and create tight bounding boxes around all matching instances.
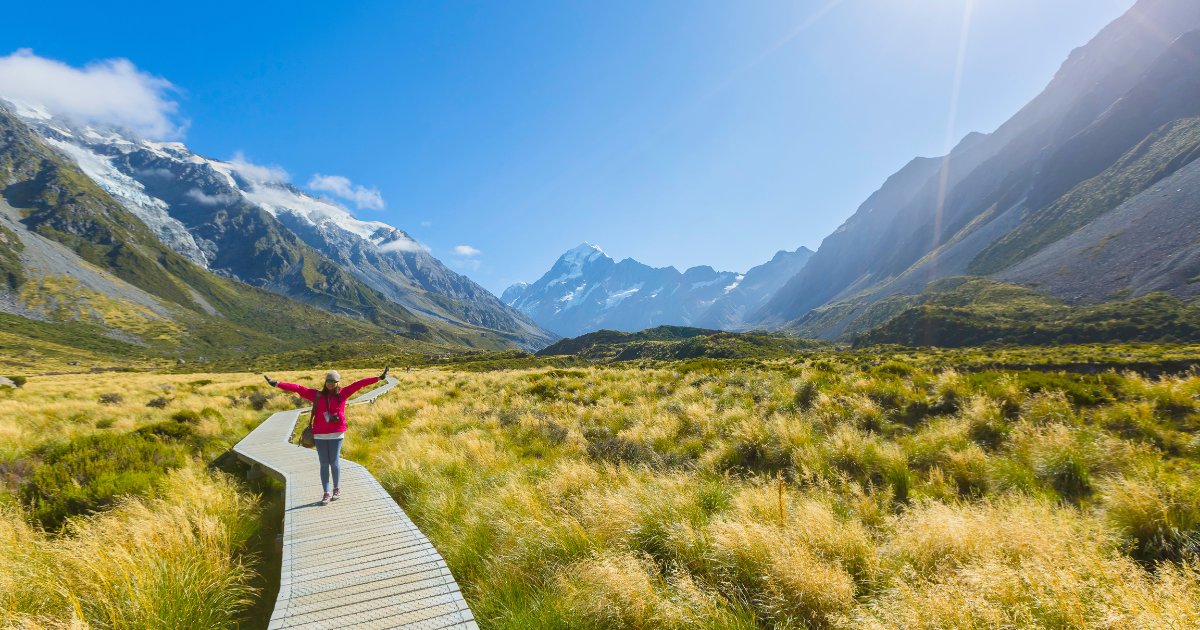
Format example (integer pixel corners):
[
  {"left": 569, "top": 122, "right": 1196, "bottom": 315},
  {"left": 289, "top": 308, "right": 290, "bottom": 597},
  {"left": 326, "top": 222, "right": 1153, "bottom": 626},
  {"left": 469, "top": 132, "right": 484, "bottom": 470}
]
[
  {"left": 741, "top": 0, "right": 1200, "bottom": 342},
  {"left": 0, "top": 104, "right": 542, "bottom": 357},
  {"left": 504, "top": 243, "right": 812, "bottom": 338},
  {"left": 4, "top": 101, "right": 557, "bottom": 351}
]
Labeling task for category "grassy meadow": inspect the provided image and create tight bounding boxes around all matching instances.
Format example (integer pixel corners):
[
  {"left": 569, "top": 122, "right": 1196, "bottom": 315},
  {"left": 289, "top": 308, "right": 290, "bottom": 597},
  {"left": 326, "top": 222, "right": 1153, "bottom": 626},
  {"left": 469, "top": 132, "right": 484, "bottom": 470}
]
[
  {"left": 0, "top": 369, "right": 381, "bottom": 629},
  {"left": 345, "top": 357, "right": 1200, "bottom": 629},
  {"left": 2, "top": 353, "right": 1200, "bottom": 628}
]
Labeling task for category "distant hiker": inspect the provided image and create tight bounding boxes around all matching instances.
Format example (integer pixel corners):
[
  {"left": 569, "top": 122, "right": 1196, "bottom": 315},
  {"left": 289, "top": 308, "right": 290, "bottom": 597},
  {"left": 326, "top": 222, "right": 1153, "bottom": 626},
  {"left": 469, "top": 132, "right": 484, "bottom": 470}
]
[{"left": 264, "top": 367, "right": 390, "bottom": 505}]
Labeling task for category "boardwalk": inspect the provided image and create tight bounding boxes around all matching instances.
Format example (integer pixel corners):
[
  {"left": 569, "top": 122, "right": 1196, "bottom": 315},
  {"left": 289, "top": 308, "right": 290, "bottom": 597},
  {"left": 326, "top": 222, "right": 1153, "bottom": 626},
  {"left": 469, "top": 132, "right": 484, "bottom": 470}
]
[{"left": 234, "top": 377, "right": 478, "bottom": 630}]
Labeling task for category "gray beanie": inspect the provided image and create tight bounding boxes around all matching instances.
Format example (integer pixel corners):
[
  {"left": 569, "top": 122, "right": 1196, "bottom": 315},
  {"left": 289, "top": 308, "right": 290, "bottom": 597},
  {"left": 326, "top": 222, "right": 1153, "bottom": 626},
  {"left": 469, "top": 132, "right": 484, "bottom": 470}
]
[{"left": 326, "top": 370, "right": 341, "bottom": 381}]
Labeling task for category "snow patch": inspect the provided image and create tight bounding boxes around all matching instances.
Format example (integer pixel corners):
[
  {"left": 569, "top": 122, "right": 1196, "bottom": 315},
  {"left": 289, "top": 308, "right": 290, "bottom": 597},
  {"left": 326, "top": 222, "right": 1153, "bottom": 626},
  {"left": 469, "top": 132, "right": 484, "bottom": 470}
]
[
  {"left": 691, "top": 274, "right": 730, "bottom": 290},
  {"left": 45, "top": 138, "right": 209, "bottom": 267},
  {"left": 605, "top": 283, "right": 643, "bottom": 309},
  {"left": 557, "top": 283, "right": 601, "bottom": 310},
  {"left": 3, "top": 98, "right": 53, "bottom": 120}
]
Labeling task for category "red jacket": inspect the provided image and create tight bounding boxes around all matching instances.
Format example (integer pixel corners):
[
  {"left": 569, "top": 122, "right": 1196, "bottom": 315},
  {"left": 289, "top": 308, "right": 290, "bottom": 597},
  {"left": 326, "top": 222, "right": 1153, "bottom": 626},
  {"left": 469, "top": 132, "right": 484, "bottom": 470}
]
[{"left": 278, "top": 377, "right": 380, "bottom": 435}]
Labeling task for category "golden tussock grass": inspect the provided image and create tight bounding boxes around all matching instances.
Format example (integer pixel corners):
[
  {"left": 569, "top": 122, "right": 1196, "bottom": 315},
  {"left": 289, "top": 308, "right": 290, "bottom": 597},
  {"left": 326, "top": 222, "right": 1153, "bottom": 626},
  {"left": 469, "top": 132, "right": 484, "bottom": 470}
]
[
  {"left": 352, "top": 365, "right": 1200, "bottom": 629},
  {"left": 1, "top": 468, "right": 260, "bottom": 630},
  {"left": 5, "top": 362, "right": 1199, "bottom": 628}
]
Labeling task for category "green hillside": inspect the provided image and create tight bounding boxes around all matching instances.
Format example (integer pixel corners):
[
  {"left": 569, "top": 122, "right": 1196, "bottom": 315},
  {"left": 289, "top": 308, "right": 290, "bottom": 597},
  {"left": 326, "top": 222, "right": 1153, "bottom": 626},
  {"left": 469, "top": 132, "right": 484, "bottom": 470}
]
[
  {"left": 536, "top": 325, "right": 824, "bottom": 362},
  {"left": 854, "top": 278, "right": 1200, "bottom": 348}
]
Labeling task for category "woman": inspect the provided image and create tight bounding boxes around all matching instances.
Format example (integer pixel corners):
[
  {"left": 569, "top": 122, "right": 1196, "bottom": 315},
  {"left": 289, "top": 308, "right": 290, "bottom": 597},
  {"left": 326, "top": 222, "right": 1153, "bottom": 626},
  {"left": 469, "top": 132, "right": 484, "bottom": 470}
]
[{"left": 264, "top": 367, "right": 389, "bottom": 505}]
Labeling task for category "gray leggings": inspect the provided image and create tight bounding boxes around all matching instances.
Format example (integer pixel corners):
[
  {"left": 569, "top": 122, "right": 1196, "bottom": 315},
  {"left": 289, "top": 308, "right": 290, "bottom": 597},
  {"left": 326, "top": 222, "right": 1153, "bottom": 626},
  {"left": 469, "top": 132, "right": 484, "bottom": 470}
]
[{"left": 315, "top": 437, "right": 343, "bottom": 493}]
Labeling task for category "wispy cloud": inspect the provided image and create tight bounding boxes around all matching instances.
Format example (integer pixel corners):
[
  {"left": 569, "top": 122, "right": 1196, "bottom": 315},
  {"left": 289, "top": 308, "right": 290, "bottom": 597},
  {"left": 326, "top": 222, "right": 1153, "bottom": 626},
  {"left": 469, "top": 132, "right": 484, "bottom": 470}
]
[
  {"left": 420, "top": 221, "right": 432, "bottom": 227},
  {"left": 135, "top": 167, "right": 174, "bottom": 179},
  {"left": 0, "top": 49, "right": 185, "bottom": 139},
  {"left": 453, "top": 245, "right": 481, "bottom": 256},
  {"left": 307, "top": 174, "right": 385, "bottom": 211},
  {"left": 185, "top": 189, "right": 236, "bottom": 206},
  {"left": 230, "top": 151, "right": 289, "bottom": 183},
  {"left": 451, "top": 259, "right": 483, "bottom": 271},
  {"left": 379, "top": 236, "right": 430, "bottom": 254}
]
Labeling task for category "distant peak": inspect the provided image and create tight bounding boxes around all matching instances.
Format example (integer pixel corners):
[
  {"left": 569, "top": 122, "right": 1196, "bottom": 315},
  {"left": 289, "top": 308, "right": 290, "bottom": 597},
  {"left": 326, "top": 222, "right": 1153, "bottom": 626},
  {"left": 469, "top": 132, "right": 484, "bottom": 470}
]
[
  {"left": 558, "top": 242, "right": 606, "bottom": 264},
  {"left": 567, "top": 241, "right": 604, "bottom": 254}
]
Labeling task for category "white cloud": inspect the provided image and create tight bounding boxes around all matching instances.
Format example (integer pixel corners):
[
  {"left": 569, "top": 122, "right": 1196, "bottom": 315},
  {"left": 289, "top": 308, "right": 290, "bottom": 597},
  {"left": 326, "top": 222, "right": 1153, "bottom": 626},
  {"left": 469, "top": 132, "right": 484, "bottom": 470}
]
[
  {"left": 185, "top": 189, "right": 236, "bottom": 206},
  {"left": 451, "top": 259, "right": 483, "bottom": 271},
  {"left": 230, "top": 151, "right": 289, "bottom": 183},
  {"left": 420, "top": 221, "right": 432, "bottom": 227},
  {"left": 379, "top": 236, "right": 431, "bottom": 254},
  {"left": 307, "top": 173, "right": 385, "bottom": 211},
  {"left": 0, "top": 49, "right": 185, "bottom": 139},
  {"left": 453, "top": 245, "right": 481, "bottom": 256},
  {"left": 135, "top": 167, "right": 174, "bottom": 179}
]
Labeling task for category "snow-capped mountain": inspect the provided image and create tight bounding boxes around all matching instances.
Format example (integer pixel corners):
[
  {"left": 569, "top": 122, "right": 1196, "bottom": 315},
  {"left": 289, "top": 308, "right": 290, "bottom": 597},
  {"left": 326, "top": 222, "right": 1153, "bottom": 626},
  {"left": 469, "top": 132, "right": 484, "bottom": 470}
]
[
  {"left": 503, "top": 243, "right": 813, "bottom": 338},
  {"left": 693, "top": 246, "right": 814, "bottom": 330},
  {"left": 7, "top": 100, "right": 556, "bottom": 349}
]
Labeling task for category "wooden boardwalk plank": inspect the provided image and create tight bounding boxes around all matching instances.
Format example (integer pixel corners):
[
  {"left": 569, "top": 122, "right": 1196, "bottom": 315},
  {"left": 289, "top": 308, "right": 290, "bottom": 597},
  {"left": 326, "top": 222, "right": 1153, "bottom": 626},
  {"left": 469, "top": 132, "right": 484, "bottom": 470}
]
[{"left": 233, "top": 378, "right": 478, "bottom": 630}]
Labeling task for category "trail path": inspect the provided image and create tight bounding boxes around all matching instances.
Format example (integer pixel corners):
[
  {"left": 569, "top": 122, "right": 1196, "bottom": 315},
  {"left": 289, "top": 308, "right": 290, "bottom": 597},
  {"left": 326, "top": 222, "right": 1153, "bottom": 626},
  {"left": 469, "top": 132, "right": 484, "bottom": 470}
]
[{"left": 234, "top": 377, "right": 478, "bottom": 629}]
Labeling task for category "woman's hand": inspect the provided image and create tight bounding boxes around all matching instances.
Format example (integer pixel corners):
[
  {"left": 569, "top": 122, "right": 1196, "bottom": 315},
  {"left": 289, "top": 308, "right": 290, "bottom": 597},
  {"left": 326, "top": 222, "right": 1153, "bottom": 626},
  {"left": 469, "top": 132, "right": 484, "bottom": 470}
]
[
  {"left": 380, "top": 366, "right": 390, "bottom": 380},
  {"left": 264, "top": 375, "right": 279, "bottom": 387}
]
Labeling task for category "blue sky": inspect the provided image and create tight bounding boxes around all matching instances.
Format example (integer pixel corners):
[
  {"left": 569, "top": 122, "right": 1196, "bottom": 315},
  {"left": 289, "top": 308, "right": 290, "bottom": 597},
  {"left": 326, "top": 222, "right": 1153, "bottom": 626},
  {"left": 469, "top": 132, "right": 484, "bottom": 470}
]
[{"left": 3, "top": 0, "right": 1134, "bottom": 294}]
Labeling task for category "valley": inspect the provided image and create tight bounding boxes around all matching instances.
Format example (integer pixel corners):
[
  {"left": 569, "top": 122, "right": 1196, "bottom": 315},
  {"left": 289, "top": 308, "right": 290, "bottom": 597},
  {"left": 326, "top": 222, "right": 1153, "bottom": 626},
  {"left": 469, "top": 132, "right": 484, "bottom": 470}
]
[{"left": 3, "top": 1, "right": 1200, "bottom": 628}]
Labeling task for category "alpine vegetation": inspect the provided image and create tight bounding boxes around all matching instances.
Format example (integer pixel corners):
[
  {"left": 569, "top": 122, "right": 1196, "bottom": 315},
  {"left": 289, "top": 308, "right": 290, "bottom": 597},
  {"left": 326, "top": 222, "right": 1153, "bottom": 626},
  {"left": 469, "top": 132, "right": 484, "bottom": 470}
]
[{"left": 324, "top": 358, "right": 1200, "bottom": 629}]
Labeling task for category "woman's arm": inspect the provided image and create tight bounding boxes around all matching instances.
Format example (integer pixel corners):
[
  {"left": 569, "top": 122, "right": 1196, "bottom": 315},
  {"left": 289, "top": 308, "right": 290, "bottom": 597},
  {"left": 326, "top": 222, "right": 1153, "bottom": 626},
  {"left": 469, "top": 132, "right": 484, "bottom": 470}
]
[
  {"left": 340, "top": 376, "right": 382, "bottom": 398},
  {"left": 276, "top": 382, "right": 318, "bottom": 401}
]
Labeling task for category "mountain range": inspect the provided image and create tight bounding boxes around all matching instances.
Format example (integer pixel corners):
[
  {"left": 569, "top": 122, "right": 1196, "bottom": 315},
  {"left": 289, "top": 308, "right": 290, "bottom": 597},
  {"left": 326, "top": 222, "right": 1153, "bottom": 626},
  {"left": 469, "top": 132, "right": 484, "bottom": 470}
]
[
  {"left": 0, "top": 101, "right": 557, "bottom": 358},
  {"left": 5, "top": 0, "right": 1200, "bottom": 357},
  {"left": 737, "top": 0, "right": 1200, "bottom": 341},
  {"left": 501, "top": 243, "right": 812, "bottom": 338},
  {"left": 504, "top": 0, "right": 1200, "bottom": 346}
]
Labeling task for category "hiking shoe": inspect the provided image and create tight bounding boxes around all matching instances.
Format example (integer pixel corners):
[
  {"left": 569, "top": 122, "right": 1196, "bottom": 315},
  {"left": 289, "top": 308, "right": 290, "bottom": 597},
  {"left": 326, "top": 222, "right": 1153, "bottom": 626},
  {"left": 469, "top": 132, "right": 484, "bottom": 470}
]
[
  {"left": 320, "top": 492, "right": 331, "bottom": 506},
  {"left": 331, "top": 488, "right": 340, "bottom": 501}
]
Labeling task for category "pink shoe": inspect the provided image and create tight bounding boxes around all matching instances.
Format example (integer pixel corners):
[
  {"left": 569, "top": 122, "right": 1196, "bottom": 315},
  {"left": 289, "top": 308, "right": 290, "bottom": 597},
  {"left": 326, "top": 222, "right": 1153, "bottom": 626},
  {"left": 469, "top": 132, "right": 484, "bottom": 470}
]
[
  {"left": 320, "top": 492, "right": 331, "bottom": 505},
  {"left": 331, "top": 488, "right": 340, "bottom": 501}
]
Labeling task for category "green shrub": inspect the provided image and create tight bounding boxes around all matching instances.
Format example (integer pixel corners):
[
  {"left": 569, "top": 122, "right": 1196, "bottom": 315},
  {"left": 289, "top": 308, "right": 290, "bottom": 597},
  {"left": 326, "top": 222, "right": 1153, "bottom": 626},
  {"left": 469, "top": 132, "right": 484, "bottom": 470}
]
[
  {"left": 965, "top": 371, "right": 1114, "bottom": 407},
  {"left": 19, "top": 433, "right": 186, "bottom": 529},
  {"left": 8, "top": 375, "right": 26, "bottom": 388},
  {"left": 135, "top": 421, "right": 195, "bottom": 441},
  {"left": 587, "top": 437, "right": 654, "bottom": 465},
  {"left": 873, "top": 361, "right": 916, "bottom": 377},
  {"left": 146, "top": 396, "right": 170, "bottom": 408},
  {"left": 95, "top": 418, "right": 115, "bottom": 429},
  {"left": 545, "top": 369, "right": 586, "bottom": 379},
  {"left": 98, "top": 392, "right": 123, "bottom": 404},
  {"left": 171, "top": 409, "right": 201, "bottom": 424},
  {"left": 794, "top": 381, "right": 821, "bottom": 410},
  {"left": 247, "top": 391, "right": 273, "bottom": 410}
]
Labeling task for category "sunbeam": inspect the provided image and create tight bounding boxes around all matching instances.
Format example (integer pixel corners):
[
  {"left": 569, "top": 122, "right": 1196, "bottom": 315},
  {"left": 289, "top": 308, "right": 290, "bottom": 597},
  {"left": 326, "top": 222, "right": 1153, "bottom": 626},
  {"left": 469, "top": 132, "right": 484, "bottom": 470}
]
[{"left": 931, "top": 0, "right": 976, "bottom": 264}]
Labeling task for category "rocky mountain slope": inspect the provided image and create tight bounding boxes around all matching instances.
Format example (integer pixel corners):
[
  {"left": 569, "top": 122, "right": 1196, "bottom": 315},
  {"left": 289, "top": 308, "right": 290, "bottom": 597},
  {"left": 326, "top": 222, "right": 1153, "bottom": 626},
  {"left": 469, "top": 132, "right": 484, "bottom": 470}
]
[
  {"left": 0, "top": 106, "right": 544, "bottom": 357},
  {"left": 693, "top": 246, "right": 814, "bottom": 330},
  {"left": 503, "top": 243, "right": 812, "bottom": 338},
  {"left": 3, "top": 101, "right": 556, "bottom": 351},
  {"left": 745, "top": 0, "right": 1200, "bottom": 341},
  {"left": 995, "top": 151, "right": 1200, "bottom": 303}
]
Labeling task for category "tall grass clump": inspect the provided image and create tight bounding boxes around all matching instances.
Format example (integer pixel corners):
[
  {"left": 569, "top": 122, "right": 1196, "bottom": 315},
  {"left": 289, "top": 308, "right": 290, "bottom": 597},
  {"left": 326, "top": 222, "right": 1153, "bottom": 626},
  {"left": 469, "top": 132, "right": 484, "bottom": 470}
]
[{"left": 0, "top": 468, "right": 261, "bottom": 629}]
